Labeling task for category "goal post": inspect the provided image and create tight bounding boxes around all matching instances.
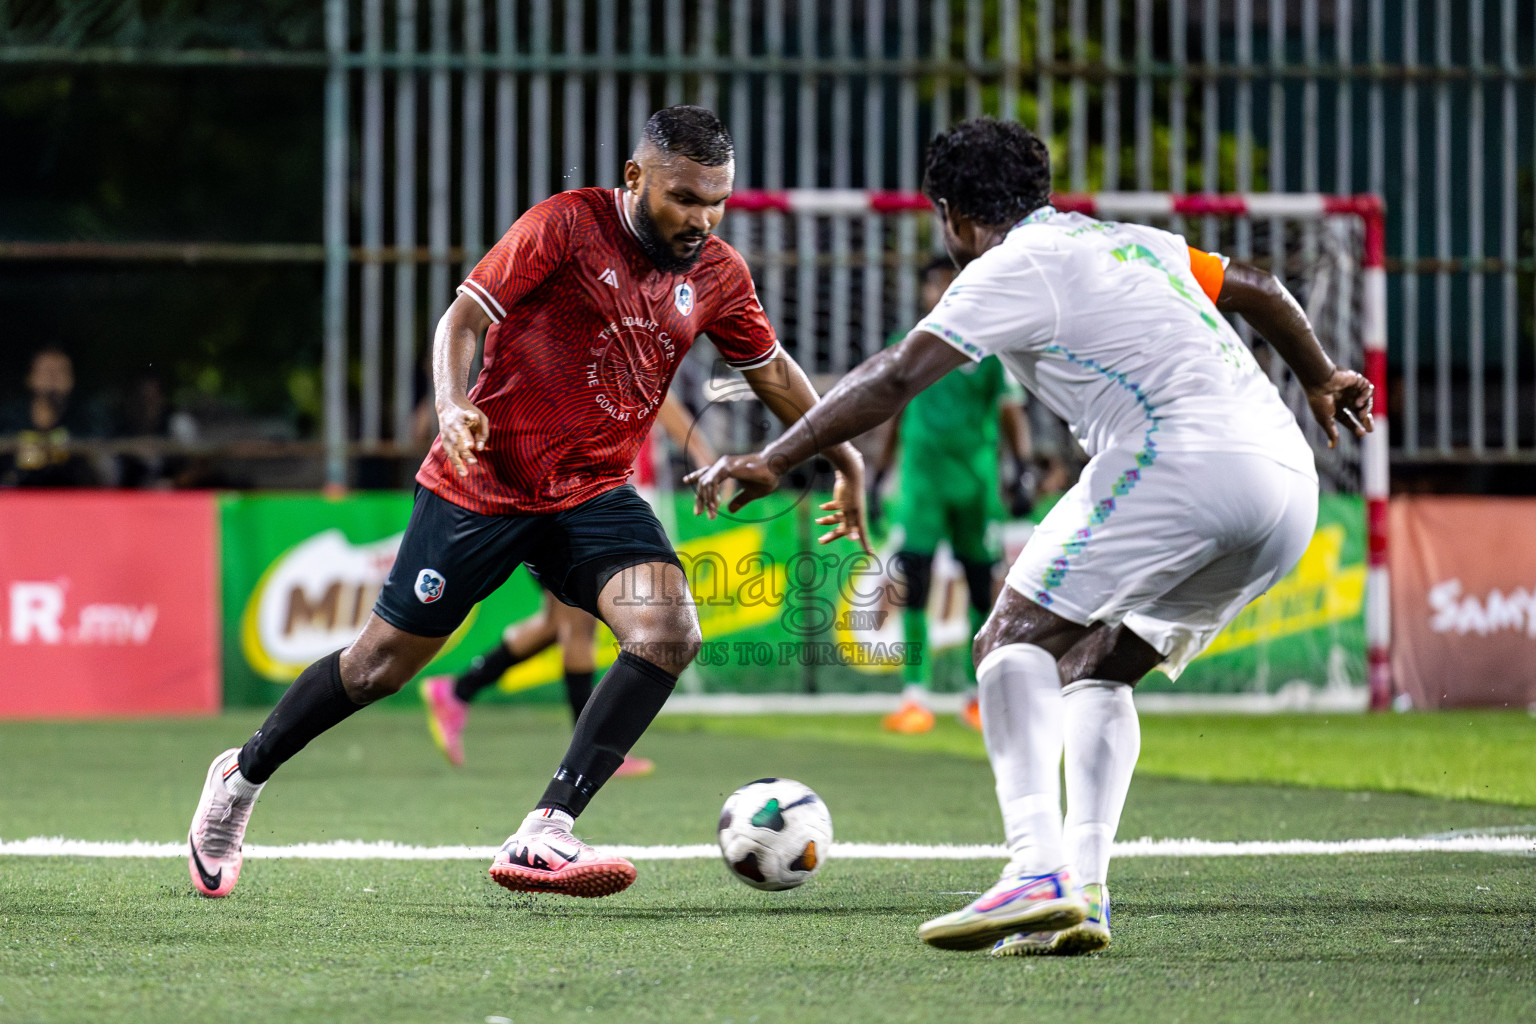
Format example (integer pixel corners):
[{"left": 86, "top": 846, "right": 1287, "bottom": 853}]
[{"left": 722, "top": 189, "right": 1391, "bottom": 710}]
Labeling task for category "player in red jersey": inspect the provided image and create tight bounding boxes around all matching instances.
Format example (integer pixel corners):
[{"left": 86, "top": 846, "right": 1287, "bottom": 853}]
[
  {"left": 185, "top": 106, "right": 870, "bottom": 901},
  {"left": 417, "top": 393, "right": 717, "bottom": 773}
]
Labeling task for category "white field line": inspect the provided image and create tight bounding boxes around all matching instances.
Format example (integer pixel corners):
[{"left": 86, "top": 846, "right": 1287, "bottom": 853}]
[{"left": 1, "top": 835, "right": 1531, "bottom": 860}]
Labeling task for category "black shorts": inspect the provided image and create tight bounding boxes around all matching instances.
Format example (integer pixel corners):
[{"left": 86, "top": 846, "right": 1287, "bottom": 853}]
[{"left": 374, "top": 484, "right": 683, "bottom": 638}]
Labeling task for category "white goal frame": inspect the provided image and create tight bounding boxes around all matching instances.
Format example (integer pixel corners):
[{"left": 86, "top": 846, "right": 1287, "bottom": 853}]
[{"left": 724, "top": 189, "right": 1391, "bottom": 709}]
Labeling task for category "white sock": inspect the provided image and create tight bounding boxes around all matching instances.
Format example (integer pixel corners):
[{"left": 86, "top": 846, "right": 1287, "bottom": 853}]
[
  {"left": 522, "top": 807, "right": 575, "bottom": 834},
  {"left": 219, "top": 751, "right": 264, "bottom": 802},
  {"left": 977, "top": 643, "right": 1066, "bottom": 876},
  {"left": 901, "top": 684, "right": 930, "bottom": 705},
  {"left": 1061, "top": 679, "right": 1140, "bottom": 886}
]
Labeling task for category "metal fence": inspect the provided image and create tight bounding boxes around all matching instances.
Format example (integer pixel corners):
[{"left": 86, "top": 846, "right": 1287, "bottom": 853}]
[{"left": 6, "top": 1, "right": 1535, "bottom": 481}]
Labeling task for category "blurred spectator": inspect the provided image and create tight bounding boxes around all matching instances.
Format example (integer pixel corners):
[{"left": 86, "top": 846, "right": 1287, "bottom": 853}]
[
  {"left": 1, "top": 346, "right": 108, "bottom": 487},
  {"left": 113, "top": 371, "right": 200, "bottom": 488}
]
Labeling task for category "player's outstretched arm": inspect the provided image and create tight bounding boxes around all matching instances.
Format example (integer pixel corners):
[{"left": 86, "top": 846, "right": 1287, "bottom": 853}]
[
  {"left": 730, "top": 350, "right": 871, "bottom": 551},
  {"left": 687, "top": 333, "right": 968, "bottom": 538},
  {"left": 433, "top": 293, "right": 493, "bottom": 476},
  {"left": 1217, "top": 260, "right": 1374, "bottom": 448}
]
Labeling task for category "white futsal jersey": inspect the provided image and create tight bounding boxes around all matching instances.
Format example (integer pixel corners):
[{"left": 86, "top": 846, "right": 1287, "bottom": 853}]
[
  {"left": 914, "top": 206, "right": 1319, "bottom": 676},
  {"left": 914, "top": 206, "right": 1316, "bottom": 479}
]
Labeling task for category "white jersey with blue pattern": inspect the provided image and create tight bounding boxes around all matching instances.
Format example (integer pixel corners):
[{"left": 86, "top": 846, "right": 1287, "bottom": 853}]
[{"left": 911, "top": 207, "right": 1316, "bottom": 480}]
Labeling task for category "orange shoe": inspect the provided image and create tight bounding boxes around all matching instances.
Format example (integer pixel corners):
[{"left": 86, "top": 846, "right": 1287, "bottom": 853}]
[
  {"left": 883, "top": 700, "right": 936, "bottom": 734},
  {"left": 960, "top": 696, "right": 982, "bottom": 731}
]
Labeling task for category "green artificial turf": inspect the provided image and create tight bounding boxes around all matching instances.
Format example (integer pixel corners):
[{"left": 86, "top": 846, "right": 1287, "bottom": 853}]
[
  {"left": 3, "top": 855, "right": 1533, "bottom": 1024},
  {"left": 1, "top": 709, "right": 1534, "bottom": 1023},
  {"left": 3, "top": 710, "right": 1535, "bottom": 847},
  {"left": 654, "top": 709, "right": 1536, "bottom": 807}
]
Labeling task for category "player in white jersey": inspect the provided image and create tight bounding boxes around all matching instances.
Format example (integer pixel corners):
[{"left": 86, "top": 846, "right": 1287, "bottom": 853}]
[{"left": 690, "top": 117, "right": 1373, "bottom": 956}]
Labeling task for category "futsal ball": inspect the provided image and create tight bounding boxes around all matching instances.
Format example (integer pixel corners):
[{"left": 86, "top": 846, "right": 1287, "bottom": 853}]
[{"left": 716, "top": 777, "right": 833, "bottom": 891}]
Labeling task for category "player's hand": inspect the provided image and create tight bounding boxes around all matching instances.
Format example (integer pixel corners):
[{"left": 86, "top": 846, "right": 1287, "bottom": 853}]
[
  {"left": 817, "top": 468, "right": 875, "bottom": 555},
  {"left": 694, "top": 465, "right": 736, "bottom": 509},
  {"left": 686, "top": 452, "right": 783, "bottom": 519},
  {"left": 437, "top": 397, "right": 490, "bottom": 476},
  {"left": 1306, "top": 368, "right": 1374, "bottom": 449}
]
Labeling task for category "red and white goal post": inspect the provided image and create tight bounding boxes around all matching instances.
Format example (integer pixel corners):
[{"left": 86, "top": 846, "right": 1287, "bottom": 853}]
[{"left": 723, "top": 189, "right": 1391, "bottom": 709}]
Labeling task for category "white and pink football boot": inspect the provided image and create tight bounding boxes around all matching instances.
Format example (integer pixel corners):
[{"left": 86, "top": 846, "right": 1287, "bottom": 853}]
[
  {"left": 187, "top": 748, "right": 263, "bottom": 898},
  {"left": 488, "top": 811, "right": 636, "bottom": 898}
]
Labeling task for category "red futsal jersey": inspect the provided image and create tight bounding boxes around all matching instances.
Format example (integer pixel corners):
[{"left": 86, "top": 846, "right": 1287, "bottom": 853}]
[{"left": 417, "top": 187, "right": 778, "bottom": 515}]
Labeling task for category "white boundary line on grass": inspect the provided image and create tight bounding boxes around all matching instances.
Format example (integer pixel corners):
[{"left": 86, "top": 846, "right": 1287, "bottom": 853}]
[{"left": 1, "top": 836, "right": 1531, "bottom": 860}]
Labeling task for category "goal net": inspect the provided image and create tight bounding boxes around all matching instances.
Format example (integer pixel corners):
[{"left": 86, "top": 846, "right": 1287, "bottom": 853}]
[
  {"left": 702, "top": 190, "right": 1389, "bottom": 709},
  {"left": 721, "top": 190, "right": 1379, "bottom": 492}
]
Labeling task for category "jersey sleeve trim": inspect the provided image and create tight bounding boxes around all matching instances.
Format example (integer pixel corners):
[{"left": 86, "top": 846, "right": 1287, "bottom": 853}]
[
  {"left": 458, "top": 279, "right": 507, "bottom": 322},
  {"left": 911, "top": 319, "right": 986, "bottom": 362},
  {"left": 723, "top": 340, "right": 782, "bottom": 371},
  {"left": 1187, "top": 246, "right": 1228, "bottom": 304}
]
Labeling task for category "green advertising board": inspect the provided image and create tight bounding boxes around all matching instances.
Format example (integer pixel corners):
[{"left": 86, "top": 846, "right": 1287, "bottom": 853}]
[
  {"left": 794, "top": 491, "right": 1366, "bottom": 696},
  {"left": 219, "top": 490, "right": 1365, "bottom": 706},
  {"left": 221, "top": 492, "right": 534, "bottom": 708},
  {"left": 218, "top": 489, "right": 840, "bottom": 706},
  {"left": 1139, "top": 492, "right": 1366, "bottom": 692}
]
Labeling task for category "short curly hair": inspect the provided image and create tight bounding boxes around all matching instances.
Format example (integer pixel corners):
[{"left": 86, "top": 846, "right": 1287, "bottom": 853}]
[
  {"left": 640, "top": 105, "right": 735, "bottom": 167},
  {"left": 922, "top": 117, "right": 1052, "bottom": 227}
]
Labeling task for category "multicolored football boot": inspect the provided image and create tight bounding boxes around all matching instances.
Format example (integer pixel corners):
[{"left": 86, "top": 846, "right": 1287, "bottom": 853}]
[
  {"left": 989, "top": 928, "right": 1058, "bottom": 956},
  {"left": 918, "top": 867, "right": 1087, "bottom": 950},
  {"left": 992, "top": 882, "right": 1112, "bottom": 957},
  {"left": 421, "top": 675, "right": 468, "bottom": 767},
  {"left": 489, "top": 821, "right": 637, "bottom": 898},
  {"left": 187, "top": 748, "right": 262, "bottom": 898}
]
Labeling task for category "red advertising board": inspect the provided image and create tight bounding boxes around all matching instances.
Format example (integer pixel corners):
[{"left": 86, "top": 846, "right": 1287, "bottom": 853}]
[
  {"left": 1389, "top": 495, "right": 1536, "bottom": 710},
  {"left": 0, "top": 491, "right": 220, "bottom": 718}
]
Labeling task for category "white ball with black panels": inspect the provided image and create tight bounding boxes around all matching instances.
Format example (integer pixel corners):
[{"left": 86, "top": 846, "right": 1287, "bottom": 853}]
[{"left": 716, "top": 777, "right": 833, "bottom": 891}]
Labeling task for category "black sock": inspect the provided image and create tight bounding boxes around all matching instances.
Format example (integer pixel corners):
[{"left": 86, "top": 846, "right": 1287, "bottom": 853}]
[
  {"left": 895, "top": 550, "right": 935, "bottom": 610},
  {"left": 453, "top": 643, "right": 518, "bottom": 703},
  {"left": 960, "top": 559, "right": 997, "bottom": 617},
  {"left": 563, "top": 670, "right": 595, "bottom": 724},
  {"left": 537, "top": 652, "right": 675, "bottom": 817},
  {"left": 238, "top": 649, "right": 363, "bottom": 784}
]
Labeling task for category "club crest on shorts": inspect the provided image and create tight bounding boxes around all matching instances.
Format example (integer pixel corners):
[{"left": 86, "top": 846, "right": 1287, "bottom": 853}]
[
  {"left": 674, "top": 280, "right": 694, "bottom": 317},
  {"left": 414, "top": 568, "right": 446, "bottom": 604}
]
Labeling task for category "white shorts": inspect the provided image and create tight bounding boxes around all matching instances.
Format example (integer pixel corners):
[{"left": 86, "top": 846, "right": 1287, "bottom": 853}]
[{"left": 1004, "top": 443, "right": 1318, "bottom": 678}]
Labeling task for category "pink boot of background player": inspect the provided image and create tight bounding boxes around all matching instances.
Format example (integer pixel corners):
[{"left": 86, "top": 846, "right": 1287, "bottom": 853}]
[
  {"left": 613, "top": 753, "right": 655, "bottom": 778},
  {"left": 420, "top": 675, "right": 468, "bottom": 767}
]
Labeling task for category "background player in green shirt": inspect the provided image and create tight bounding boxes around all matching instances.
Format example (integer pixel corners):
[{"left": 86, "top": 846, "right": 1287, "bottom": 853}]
[{"left": 874, "top": 259, "right": 1031, "bottom": 734}]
